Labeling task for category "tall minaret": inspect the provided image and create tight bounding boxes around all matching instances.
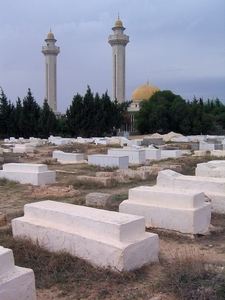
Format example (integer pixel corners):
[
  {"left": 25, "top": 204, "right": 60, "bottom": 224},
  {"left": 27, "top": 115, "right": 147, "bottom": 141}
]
[
  {"left": 108, "top": 16, "right": 129, "bottom": 103},
  {"left": 42, "top": 30, "right": 60, "bottom": 113}
]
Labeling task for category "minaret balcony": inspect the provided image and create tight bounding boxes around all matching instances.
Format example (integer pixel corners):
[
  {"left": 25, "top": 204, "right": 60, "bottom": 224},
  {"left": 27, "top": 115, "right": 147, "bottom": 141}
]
[
  {"left": 42, "top": 46, "right": 60, "bottom": 54},
  {"left": 108, "top": 35, "right": 129, "bottom": 46}
]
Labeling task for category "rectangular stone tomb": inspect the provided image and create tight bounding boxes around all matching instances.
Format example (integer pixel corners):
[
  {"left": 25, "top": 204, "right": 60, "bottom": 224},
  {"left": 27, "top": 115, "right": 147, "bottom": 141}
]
[
  {"left": 0, "top": 163, "right": 55, "bottom": 185},
  {"left": 119, "top": 186, "right": 211, "bottom": 234},
  {"left": 210, "top": 150, "right": 225, "bottom": 157},
  {"left": 195, "top": 160, "right": 225, "bottom": 178},
  {"left": 160, "top": 150, "right": 182, "bottom": 158},
  {"left": 52, "top": 150, "right": 84, "bottom": 163},
  {"left": 88, "top": 154, "right": 129, "bottom": 169},
  {"left": 108, "top": 148, "right": 145, "bottom": 164},
  {"left": 13, "top": 143, "right": 34, "bottom": 153},
  {"left": 144, "top": 149, "right": 161, "bottom": 160},
  {"left": 0, "top": 246, "right": 36, "bottom": 300},
  {"left": 12, "top": 200, "right": 159, "bottom": 271},
  {"left": 157, "top": 169, "right": 225, "bottom": 213},
  {"left": 199, "top": 141, "right": 215, "bottom": 151}
]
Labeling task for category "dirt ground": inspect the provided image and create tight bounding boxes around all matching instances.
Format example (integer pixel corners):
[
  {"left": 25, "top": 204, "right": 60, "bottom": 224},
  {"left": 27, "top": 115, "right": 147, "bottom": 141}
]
[{"left": 0, "top": 140, "right": 225, "bottom": 300}]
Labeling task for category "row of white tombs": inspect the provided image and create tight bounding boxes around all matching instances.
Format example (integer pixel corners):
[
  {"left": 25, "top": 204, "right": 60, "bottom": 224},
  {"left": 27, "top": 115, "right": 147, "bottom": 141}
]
[{"left": 0, "top": 159, "right": 225, "bottom": 299}]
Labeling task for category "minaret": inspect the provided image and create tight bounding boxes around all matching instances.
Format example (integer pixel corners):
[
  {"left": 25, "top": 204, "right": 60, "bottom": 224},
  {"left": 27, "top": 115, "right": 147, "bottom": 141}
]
[
  {"left": 42, "top": 30, "right": 60, "bottom": 113},
  {"left": 108, "top": 16, "right": 129, "bottom": 103}
]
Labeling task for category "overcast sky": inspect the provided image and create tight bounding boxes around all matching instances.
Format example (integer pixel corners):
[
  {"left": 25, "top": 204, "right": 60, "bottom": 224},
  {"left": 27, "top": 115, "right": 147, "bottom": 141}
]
[{"left": 0, "top": 0, "right": 224, "bottom": 113}]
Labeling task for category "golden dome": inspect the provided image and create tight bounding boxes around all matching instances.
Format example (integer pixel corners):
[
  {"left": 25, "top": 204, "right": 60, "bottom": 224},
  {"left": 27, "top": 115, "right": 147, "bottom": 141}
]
[
  {"left": 115, "top": 18, "right": 123, "bottom": 26},
  {"left": 47, "top": 31, "right": 55, "bottom": 39},
  {"left": 131, "top": 82, "right": 160, "bottom": 101}
]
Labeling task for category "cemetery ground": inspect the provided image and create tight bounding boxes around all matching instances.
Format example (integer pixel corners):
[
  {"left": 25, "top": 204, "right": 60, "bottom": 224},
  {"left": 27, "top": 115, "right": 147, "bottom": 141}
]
[{"left": 0, "top": 141, "right": 225, "bottom": 300}]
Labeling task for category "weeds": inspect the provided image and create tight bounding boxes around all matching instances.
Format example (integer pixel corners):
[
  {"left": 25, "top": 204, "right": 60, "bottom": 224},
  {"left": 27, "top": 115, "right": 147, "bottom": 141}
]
[
  {"left": 0, "top": 232, "right": 149, "bottom": 297},
  {"left": 41, "top": 159, "right": 57, "bottom": 165},
  {"left": 0, "top": 178, "right": 19, "bottom": 187},
  {"left": 156, "top": 250, "right": 225, "bottom": 300},
  {"left": 70, "top": 178, "right": 106, "bottom": 190}
]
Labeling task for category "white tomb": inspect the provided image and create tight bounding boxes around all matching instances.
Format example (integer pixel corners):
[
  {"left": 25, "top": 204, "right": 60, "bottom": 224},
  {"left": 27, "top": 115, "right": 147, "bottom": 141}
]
[
  {"left": 160, "top": 149, "right": 182, "bottom": 158},
  {"left": 195, "top": 160, "right": 225, "bottom": 178},
  {"left": 119, "top": 186, "right": 211, "bottom": 234},
  {"left": 108, "top": 148, "right": 145, "bottom": 164},
  {"left": 13, "top": 143, "right": 34, "bottom": 154},
  {"left": 171, "top": 137, "right": 190, "bottom": 143},
  {"left": 88, "top": 154, "right": 129, "bottom": 169},
  {"left": 199, "top": 141, "right": 215, "bottom": 151},
  {"left": 157, "top": 169, "right": 225, "bottom": 213},
  {"left": 211, "top": 150, "right": 225, "bottom": 157},
  {"left": 53, "top": 150, "right": 84, "bottom": 164},
  {"left": 12, "top": 200, "right": 159, "bottom": 272},
  {"left": 48, "top": 135, "right": 76, "bottom": 145},
  {"left": 0, "top": 246, "right": 36, "bottom": 300},
  {"left": 0, "top": 163, "right": 55, "bottom": 185},
  {"left": 144, "top": 148, "right": 161, "bottom": 160}
]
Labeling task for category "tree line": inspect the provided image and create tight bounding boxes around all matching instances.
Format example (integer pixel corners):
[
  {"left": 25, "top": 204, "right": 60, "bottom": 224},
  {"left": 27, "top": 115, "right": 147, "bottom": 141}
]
[
  {"left": 0, "top": 86, "right": 130, "bottom": 139},
  {"left": 1, "top": 86, "right": 225, "bottom": 139},
  {"left": 135, "top": 90, "right": 225, "bottom": 135}
]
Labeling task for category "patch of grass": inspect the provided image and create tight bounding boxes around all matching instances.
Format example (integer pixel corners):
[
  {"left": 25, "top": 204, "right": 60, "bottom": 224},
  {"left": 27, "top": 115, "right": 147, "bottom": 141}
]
[
  {"left": 41, "top": 159, "right": 58, "bottom": 165},
  {"left": 83, "top": 164, "right": 117, "bottom": 172},
  {"left": 113, "top": 193, "right": 128, "bottom": 202},
  {"left": 70, "top": 178, "right": 106, "bottom": 190},
  {"left": 0, "top": 177, "right": 19, "bottom": 187},
  {"left": 156, "top": 250, "right": 225, "bottom": 300},
  {"left": 0, "top": 232, "right": 149, "bottom": 297}
]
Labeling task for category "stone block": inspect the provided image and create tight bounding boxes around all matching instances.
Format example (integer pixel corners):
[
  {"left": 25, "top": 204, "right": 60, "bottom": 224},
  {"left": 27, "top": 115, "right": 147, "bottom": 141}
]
[
  {"left": 199, "top": 141, "right": 215, "bottom": 151},
  {"left": 211, "top": 150, "right": 225, "bottom": 157},
  {"left": 142, "top": 138, "right": 165, "bottom": 146},
  {"left": 0, "top": 148, "right": 3, "bottom": 155},
  {"left": 144, "top": 149, "right": 161, "bottom": 160},
  {"left": 76, "top": 175, "right": 112, "bottom": 186},
  {"left": 195, "top": 161, "right": 225, "bottom": 178},
  {"left": 0, "top": 246, "right": 36, "bottom": 300},
  {"left": 115, "top": 169, "right": 149, "bottom": 180},
  {"left": 88, "top": 154, "right": 129, "bottom": 169},
  {"left": 13, "top": 144, "right": 34, "bottom": 154},
  {"left": 171, "top": 137, "right": 190, "bottom": 142},
  {"left": 53, "top": 150, "right": 84, "bottom": 163},
  {"left": 119, "top": 186, "right": 211, "bottom": 234},
  {"left": 0, "top": 163, "right": 55, "bottom": 185},
  {"left": 157, "top": 169, "right": 225, "bottom": 213},
  {"left": 85, "top": 192, "right": 113, "bottom": 206},
  {"left": 108, "top": 148, "right": 145, "bottom": 164},
  {"left": 3, "top": 163, "right": 47, "bottom": 173},
  {"left": 12, "top": 200, "right": 159, "bottom": 271},
  {"left": 160, "top": 150, "right": 182, "bottom": 158}
]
